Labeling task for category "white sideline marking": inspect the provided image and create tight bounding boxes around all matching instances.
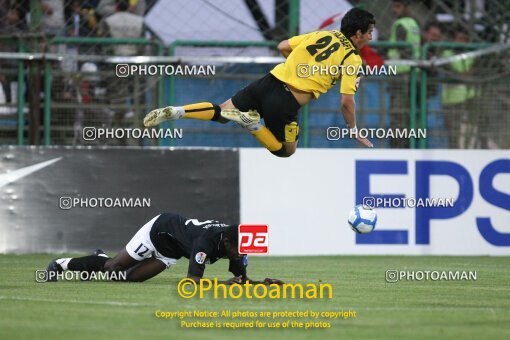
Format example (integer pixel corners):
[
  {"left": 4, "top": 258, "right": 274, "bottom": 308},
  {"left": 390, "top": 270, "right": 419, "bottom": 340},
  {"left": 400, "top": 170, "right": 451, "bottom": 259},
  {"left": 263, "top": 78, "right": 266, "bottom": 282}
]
[{"left": 0, "top": 296, "right": 154, "bottom": 307}]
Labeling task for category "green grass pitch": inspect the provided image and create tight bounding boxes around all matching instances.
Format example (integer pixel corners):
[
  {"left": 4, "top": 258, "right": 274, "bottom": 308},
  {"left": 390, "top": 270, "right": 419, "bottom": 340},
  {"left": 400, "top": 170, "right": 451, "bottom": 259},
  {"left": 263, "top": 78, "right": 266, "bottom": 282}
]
[{"left": 1, "top": 255, "right": 509, "bottom": 339}]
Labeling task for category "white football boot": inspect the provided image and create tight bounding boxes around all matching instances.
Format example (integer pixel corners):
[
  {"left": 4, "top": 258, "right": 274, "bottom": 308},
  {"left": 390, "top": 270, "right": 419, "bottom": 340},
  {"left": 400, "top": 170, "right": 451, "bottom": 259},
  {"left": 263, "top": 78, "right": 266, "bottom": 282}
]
[
  {"left": 221, "top": 109, "right": 260, "bottom": 128},
  {"left": 143, "top": 106, "right": 182, "bottom": 127}
]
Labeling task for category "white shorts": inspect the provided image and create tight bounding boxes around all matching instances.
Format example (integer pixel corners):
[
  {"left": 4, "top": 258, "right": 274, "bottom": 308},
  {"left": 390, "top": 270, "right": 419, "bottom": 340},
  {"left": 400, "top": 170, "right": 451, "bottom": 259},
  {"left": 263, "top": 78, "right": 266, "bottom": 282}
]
[{"left": 125, "top": 214, "right": 178, "bottom": 268}]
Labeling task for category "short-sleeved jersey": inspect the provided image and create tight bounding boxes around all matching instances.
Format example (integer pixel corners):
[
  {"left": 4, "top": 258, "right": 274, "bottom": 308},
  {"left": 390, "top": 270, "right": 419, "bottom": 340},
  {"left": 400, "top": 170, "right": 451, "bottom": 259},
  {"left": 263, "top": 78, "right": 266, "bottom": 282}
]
[
  {"left": 270, "top": 30, "right": 362, "bottom": 98},
  {"left": 149, "top": 213, "right": 246, "bottom": 279}
]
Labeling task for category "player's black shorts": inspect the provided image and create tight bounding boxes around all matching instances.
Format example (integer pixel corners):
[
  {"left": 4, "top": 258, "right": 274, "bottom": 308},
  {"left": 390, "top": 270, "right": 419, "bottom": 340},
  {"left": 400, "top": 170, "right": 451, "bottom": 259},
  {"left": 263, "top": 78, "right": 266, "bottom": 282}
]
[
  {"left": 231, "top": 73, "right": 301, "bottom": 142},
  {"left": 149, "top": 213, "right": 187, "bottom": 259}
]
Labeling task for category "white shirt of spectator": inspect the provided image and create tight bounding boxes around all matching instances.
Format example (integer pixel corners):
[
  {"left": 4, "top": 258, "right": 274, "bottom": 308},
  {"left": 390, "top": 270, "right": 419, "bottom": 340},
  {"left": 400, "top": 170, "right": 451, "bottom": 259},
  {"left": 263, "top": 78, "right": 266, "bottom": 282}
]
[{"left": 105, "top": 12, "right": 144, "bottom": 56}]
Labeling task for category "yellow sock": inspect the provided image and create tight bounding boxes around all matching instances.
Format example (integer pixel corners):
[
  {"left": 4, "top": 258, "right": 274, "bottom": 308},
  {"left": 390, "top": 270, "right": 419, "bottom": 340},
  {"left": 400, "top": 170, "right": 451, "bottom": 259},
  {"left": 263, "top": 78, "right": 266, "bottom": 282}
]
[
  {"left": 182, "top": 102, "right": 220, "bottom": 121},
  {"left": 250, "top": 126, "right": 283, "bottom": 151}
]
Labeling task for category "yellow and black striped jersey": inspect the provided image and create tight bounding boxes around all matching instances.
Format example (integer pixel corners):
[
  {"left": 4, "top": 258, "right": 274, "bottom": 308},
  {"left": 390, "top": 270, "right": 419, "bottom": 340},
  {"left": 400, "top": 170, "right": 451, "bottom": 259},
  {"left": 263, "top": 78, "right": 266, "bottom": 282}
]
[{"left": 271, "top": 30, "right": 362, "bottom": 98}]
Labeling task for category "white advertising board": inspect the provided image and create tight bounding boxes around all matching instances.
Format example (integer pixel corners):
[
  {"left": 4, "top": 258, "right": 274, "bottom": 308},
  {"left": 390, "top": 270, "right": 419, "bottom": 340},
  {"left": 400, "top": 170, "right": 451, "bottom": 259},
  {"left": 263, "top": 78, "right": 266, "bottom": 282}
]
[{"left": 240, "top": 149, "right": 510, "bottom": 255}]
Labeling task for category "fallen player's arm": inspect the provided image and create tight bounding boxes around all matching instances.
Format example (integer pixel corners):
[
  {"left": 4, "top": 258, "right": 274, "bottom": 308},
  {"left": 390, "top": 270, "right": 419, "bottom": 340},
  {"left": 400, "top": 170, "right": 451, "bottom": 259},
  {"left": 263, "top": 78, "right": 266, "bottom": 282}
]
[
  {"left": 187, "top": 254, "right": 248, "bottom": 285},
  {"left": 226, "top": 257, "right": 247, "bottom": 283},
  {"left": 228, "top": 257, "right": 283, "bottom": 284},
  {"left": 186, "top": 274, "right": 246, "bottom": 285},
  {"left": 245, "top": 277, "right": 285, "bottom": 285},
  {"left": 341, "top": 94, "right": 373, "bottom": 148},
  {"left": 221, "top": 276, "right": 284, "bottom": 285},
  {"left": 277, "top": 40, "right": 292, "bottom": 58},
  {"left": 187, "top": 276, "right": 285, "bottom": 285}
]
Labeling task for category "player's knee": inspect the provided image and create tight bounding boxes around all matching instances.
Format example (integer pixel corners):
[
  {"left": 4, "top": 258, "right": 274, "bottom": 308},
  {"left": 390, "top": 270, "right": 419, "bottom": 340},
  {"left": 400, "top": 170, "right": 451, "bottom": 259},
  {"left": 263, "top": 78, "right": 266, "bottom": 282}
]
[
  {"left": 285, "top": 148, "right": 296, "bottom": 157},
  {"left": 219, "top": 99, "right": 235, "bottom": 110},
  {"left": 270, "top": 145, "right": 295, "bottom": 158},
  {"left": 125, "top": 273, "right": 146, "bottom": 282},
  {"left": 103, "top": 258, "right": 124, "bottom": 272}
]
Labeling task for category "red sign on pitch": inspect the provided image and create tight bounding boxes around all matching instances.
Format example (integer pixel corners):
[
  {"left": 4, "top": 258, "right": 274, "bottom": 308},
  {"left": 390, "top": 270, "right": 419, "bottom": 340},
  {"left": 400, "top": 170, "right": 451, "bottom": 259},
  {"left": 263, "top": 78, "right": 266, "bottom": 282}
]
[{"left": 238, "top": 224, "right": 269, "bottom": 254}]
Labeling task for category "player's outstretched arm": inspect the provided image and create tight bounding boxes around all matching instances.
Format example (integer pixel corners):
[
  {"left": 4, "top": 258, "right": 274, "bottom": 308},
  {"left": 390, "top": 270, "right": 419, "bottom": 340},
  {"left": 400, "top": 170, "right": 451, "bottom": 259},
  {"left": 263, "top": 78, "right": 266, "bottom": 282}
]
[
  {"left": 221, "top": 258, "right": 283, "bottom": 285},
  {"left": 341, "top": 94, "right": 373, "bottom": 148},
  {"left": 277, "top": 40, "right": 292, "bottom": 58}
]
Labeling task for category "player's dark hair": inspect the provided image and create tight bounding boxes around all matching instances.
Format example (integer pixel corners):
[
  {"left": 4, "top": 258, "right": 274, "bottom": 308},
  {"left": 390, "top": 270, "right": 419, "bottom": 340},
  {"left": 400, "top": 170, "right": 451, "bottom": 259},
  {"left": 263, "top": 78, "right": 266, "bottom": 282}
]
[
  {"left": 393, "top": 0, "right": 411, "bottom": 5},
  {"left": 340, "top": 8, "right": 375, "bottom": 38},
  {"left": 223, "top": 225, "right": 239, "bottom": 245}
]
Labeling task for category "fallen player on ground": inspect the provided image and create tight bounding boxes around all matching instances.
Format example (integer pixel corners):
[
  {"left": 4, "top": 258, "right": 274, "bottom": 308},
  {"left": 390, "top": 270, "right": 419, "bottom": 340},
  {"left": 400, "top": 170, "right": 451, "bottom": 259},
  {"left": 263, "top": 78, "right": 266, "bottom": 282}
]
[{"left": 43, "top": 212, "right": 283, "bottom": 285}]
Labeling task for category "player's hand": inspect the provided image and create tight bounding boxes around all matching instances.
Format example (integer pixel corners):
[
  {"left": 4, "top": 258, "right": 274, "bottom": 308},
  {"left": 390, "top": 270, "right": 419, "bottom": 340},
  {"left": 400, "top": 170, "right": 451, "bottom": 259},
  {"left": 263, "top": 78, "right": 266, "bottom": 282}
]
[
  {"left": 263, "top": 277, "right": 284, "bottom": 285},
  {"left": 347, "top": 126, "right": 373, "bottom": 148},
  {"left": 355, "top": 135, "right": 373, "bottom": 148}
]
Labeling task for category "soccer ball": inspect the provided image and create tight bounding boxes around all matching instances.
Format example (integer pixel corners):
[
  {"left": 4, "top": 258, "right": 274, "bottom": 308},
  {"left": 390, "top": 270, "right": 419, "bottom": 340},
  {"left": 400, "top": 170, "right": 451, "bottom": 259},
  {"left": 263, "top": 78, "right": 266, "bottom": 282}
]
[{"left": 348, "top": 205, "right": 377, "bottom": 234}]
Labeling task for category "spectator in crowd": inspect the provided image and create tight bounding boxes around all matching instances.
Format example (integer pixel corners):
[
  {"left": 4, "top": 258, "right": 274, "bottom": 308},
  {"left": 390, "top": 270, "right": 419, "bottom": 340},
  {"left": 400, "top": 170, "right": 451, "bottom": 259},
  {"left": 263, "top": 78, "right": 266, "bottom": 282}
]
[
  {"left": 420, "top": 21, "right": 443, "bottom": 100},
  {"left": 441, "top": 25, "right": 477, "bottom": 148},
  {"left": 422, "top": 22, "right": 442, "bottom": 43},
  {"left": 97, "top": 0, "right": 145, "bottom": 18},
  {"left": 41, "top": 0, "right": 65, "bottom": 36},
  {"left": 5, "top": 6, "right": 28, "bottom": 32},
  {"left": 98, "top": 0, "right": 145, "bottom": 145},
  {"left": 97, "top": 0, "right": 118, "bottom": 18},
  {"left": 0, "top": 0, "right": 8, "bottom": 30},
  {"left": 99, "top": 0, "right": 144, "bottom": 56},
  {"left": 387, "top": 0, "right": 421, "bottom": 148},
  {"left": 0, "top": 2, "right": 28, "bottom": 115},
  {"left": 422, "top": 21, "right": 442, "bottom": 58},
  {"left": 72, "top": 62, "right": 114, "bottom": 145},
  {"left": 64, "top": 0, "right": 98, "bottom": 37},
  {"left": 129, "top": 0, "right": 146, "bottom": 16},
  {"left": 0, "top": 0, "right": 29, "bottom": 32}
]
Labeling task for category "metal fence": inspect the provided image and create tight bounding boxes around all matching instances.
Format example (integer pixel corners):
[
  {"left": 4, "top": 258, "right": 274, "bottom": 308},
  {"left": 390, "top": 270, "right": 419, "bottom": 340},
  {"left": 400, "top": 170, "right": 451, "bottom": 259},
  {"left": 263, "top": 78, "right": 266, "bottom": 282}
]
[
  {"left": 1, "top": 0, "right": 509, "bottom": 149},
  {"left": 48, "top": 37, "right": 163, "bottom": 146},
  {"left": 420, "top": 42, "right": 510, "bottom": 149},
  {"left": 1, "top": 40, "right": 509, "bottom": 148}
]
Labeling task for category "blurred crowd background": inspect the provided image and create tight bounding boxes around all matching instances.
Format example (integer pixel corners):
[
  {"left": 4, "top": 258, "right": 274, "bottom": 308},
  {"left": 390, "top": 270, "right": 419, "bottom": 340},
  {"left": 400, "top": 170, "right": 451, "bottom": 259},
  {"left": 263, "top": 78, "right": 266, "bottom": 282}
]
[{"left": 0, "top": 0, "right": 509, "bottom": 149}]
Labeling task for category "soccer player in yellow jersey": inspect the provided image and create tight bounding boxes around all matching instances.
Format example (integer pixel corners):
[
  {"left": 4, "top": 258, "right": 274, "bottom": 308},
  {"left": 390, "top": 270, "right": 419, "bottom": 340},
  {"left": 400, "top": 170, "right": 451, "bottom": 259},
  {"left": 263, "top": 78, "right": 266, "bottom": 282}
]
[{"left": 143, "top": 8, "right": 375, "bottom": 157}]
